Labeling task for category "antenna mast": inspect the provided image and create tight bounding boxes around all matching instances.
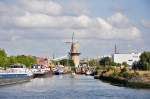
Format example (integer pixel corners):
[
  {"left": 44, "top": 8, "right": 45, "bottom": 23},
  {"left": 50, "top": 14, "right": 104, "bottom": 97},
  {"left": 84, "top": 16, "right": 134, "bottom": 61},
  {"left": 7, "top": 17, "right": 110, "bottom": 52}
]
[{"left": 115, "top": 44, "right": 117, "bottom": 54}]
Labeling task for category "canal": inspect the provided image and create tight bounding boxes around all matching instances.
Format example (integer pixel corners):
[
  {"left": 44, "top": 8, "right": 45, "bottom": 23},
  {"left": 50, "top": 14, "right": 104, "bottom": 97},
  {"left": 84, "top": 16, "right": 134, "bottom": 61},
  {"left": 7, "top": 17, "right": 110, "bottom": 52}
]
[{"left": 0, "top": 75, "right": 150, "bottom": 99}]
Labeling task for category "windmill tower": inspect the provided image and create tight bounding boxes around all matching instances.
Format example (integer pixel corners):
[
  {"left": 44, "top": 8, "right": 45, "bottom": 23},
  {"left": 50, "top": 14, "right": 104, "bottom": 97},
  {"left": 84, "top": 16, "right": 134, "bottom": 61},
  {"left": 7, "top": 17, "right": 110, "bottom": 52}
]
[{"left": 69, "top": 33, "right": 80, "bottom": 67}]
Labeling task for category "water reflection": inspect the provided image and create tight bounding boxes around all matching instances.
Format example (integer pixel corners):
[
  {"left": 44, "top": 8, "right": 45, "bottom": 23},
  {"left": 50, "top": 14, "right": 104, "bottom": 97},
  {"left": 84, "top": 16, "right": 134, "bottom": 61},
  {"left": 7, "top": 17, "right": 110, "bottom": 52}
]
[{"left": 0, "top": 75, "right": 150, "bottom": 99}]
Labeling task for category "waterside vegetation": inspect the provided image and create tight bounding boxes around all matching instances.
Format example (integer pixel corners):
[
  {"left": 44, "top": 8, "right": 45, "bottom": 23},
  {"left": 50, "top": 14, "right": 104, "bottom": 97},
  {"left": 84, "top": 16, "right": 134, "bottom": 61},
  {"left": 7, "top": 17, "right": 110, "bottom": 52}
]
[
  {"left": 0, "top": 49, "right": 37, "bottom": 68},
  {"left": 94, "top": 51, "right": 150, "bottom": 88}
]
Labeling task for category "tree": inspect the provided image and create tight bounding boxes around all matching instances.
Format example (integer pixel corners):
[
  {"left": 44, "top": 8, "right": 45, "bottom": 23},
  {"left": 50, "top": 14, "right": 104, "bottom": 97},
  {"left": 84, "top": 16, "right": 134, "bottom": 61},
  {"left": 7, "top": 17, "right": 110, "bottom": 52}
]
[
  {"left": 59, "top": 59, "right": 74, "bottom": 66},
  {"left": 99, "top": 57, "right": 112, "bottom": 66},
  {"left": 139, "top": 51, "right": 150, "bottom": 70},
  {"left": 0, "top": 49, "right": 7, "bottom": 57},
  {"left": 0, "top": 56, "right": 7, "bottom": 67},
  {"left": 6, "top": 56, "right": 17, "bottom": 66},
  {"left": 88, "top": 59, "right": 99, "bottom": 66},
  {"left": 0, "top": 49, "right": 7, "bottom": 68},
  {"left": 14, "top": 55, "right": 37, "bottom": 67},
  {"left": 0, "top": 48, "right": 37, "bottom": 68},
  {"left": 122, "top": 62, "right": 128, "bottom": 67}
]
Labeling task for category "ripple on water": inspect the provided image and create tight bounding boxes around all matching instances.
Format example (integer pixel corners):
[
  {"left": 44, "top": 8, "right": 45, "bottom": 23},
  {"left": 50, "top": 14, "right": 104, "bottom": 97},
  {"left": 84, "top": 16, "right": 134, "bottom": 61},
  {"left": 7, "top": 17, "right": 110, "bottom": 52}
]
[{"left": 0, "top": 75, "right": 150, "bottom": 99}]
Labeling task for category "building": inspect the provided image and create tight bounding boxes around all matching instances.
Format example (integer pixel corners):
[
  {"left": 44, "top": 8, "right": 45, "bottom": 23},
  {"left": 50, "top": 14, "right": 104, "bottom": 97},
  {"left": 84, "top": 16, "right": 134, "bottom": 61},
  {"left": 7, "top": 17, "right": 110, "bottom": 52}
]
[
  {"left": 70, "top": 42, "right": 80, "bottom": 67},
  {"left": 37, "top": 57, "right": 49, "bottom": 68},
  {"left": 112, "top": 53, "right": 141, "bottom": 66}
]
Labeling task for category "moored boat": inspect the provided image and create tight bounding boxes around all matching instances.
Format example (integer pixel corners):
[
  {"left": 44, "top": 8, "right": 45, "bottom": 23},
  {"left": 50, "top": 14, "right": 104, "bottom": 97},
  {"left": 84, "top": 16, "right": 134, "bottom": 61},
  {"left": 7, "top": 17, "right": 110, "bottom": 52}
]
[
  {"left": 53, "top": 65, "right": 64, "bottom": 75},
  {"left": 0, "top": 65, "right": 33, "bottom": 78},
  {"left": 0, "top": 65, "right": 33, "bottom": 86},
  {"left": 85, "top": 70, "right": 92, "bottom": 75},
  {"left": 31, "top": 64, "right": 47, "bottom": 77}
]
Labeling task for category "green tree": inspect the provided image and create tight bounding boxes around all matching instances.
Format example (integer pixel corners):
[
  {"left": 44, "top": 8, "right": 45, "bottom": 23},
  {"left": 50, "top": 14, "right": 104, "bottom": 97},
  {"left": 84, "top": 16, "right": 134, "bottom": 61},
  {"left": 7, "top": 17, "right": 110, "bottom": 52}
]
[
  {"left": 122, "top": 62, "right": 128, "bottom": 67},
  {"left": 15, "top": 55, "right": 37, "bottom": 67},
  {"left": 0, "top": 56, "right": 7, "bottom": 67},
  {"left": 0, "top": 49, "right": 37, "bottom": 68},
  {"left": 99, "top": 57, "right": 112, "bottom": 66},
  {"left": 88, "top": 59, "right": 99, "bottom": 66},
  {"left": 0, "top": 49, "right": 7, "bottom": 68},
  {"left": 7, "top": 56, "right": 17, "bottom": 66},
  {"left": 140, "top": 51, "right": 150, "bottom": 70},
  {"left": 0, "top": 49, "right": 7, "bottom": 57},
  {"left": 59, "top": 59, "right": 74, "bottom": 66}
]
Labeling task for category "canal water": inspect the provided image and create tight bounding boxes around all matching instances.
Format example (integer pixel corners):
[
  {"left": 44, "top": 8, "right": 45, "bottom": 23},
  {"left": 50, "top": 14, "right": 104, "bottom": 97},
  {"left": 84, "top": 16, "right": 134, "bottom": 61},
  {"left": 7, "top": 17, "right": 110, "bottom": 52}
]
[{"left": 0, "top": 75, "right": 150, "bottom": 99}]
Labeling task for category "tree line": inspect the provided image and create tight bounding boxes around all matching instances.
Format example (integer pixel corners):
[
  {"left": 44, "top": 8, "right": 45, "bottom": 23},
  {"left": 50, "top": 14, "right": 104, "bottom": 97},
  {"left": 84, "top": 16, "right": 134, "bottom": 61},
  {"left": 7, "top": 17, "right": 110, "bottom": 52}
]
[
  {"left": 0, "top": 49, "right": 37, "bottom": 68},
  {"left": 53, "top": 59, "right": 74, "bottom": 66},
  {"left": 133, "top": 51, "right": 150, "bottom": 70}
]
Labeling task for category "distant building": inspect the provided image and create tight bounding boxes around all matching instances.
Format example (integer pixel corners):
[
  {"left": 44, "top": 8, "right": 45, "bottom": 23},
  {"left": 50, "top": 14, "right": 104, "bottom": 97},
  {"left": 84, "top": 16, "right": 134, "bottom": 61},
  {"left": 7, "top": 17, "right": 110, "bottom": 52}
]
[
  {"left": 112, "top": 53, "right": 141, "bottom": 66},
  {"left": 37, "top": 57, "right": 49, "bottom": 68}
]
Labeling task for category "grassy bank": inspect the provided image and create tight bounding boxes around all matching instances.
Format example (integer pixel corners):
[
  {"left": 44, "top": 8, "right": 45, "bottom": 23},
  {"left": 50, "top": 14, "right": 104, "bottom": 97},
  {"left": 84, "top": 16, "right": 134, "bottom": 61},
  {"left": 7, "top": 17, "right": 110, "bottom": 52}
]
[
  {"left": 98, "top": 76, "right": 150, "bottom": 88},
  {"left": 94, "top": 66, "right": 150, "bottom": 89}
]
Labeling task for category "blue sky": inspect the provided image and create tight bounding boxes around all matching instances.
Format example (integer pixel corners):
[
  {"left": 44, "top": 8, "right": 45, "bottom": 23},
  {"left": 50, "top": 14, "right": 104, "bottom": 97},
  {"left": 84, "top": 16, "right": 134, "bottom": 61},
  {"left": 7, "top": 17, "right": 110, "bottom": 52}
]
[{"left": 0, "top": 0, "right": 149, "bottom": 58}]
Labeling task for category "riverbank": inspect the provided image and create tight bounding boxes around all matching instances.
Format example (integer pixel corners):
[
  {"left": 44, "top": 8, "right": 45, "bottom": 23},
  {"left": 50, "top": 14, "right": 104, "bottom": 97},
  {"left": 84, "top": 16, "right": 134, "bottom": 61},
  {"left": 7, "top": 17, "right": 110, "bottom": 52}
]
[
  {"left": 95, "top": 75, "right": 150, "bottom": 89},
  {"left": 94, "top": 67, "right": 150, "bottom": 89}
]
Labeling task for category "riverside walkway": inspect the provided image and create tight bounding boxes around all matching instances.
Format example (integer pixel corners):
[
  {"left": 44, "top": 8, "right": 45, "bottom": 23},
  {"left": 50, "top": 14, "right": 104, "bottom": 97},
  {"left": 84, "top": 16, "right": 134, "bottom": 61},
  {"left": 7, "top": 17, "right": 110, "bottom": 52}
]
[{"left": 0, "top": 75, "right": 150, "bottom": 99}]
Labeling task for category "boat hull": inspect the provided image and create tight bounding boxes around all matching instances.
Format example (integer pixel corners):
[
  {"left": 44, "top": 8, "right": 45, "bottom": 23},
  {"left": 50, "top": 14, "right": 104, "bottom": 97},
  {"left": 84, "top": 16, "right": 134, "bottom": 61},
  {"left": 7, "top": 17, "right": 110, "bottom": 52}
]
[
  {"left": 54, "top": 71, "right": 63, "bottom": 75},
  {"left": 0, "top": 73, "right": 31, "bottom": 86},
  {"left": 0, "top": 73, "right": 32, "bottom": 78}
]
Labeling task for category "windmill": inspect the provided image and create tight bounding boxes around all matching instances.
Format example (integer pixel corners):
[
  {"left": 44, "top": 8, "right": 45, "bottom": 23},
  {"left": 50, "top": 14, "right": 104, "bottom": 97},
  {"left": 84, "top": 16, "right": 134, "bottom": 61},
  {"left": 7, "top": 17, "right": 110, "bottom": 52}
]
[{"left": 65, "top": 32, "right": 80, "bottom": 67}]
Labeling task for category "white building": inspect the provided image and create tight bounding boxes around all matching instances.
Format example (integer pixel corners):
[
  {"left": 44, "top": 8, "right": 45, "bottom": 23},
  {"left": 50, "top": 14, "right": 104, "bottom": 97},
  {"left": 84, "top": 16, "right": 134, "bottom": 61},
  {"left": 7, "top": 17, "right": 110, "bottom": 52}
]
[{"left": 112, "top": 53, "right": 141, "bottom": 66}]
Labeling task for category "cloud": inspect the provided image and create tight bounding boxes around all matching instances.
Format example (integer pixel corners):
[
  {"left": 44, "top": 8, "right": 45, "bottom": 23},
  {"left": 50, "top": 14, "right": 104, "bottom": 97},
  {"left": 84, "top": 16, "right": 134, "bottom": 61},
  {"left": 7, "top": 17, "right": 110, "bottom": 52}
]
[
  {"left": 0, "top": 0, "right": 141, "bottom": 42},
  {"left": 14, "top": 12, "right": 140, "bottom": 40},
  {"left": 21, "top": 0, "right": 62, "bottom": 15},
  {"left": 67, "top": 0, "right": 89, "bottom": 15},
  {"left": 142, "top": 20, "right": 150, "bottom": 28},
  {"left": 96, "top": 18, "right": 112, "bottom": 29},
  {"left": 107, "top": 12, "right": 130, "bottom": 28},
  {"left": 0, "top": 0, "right": 147, "bottom": 57},
  {"left": 15, "top": 14, "right": 91, "bottom": 29},
  {"left": 0, "top": 0, "right": 62, "bottom": 16}
]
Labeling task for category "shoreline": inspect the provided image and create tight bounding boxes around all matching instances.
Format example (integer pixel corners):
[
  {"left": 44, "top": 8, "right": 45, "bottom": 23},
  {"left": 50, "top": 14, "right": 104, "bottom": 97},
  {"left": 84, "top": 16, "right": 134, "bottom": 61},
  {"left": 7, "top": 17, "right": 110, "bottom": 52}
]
[{"left": 94, "top": 75, "right": 150, "bottom": 89}]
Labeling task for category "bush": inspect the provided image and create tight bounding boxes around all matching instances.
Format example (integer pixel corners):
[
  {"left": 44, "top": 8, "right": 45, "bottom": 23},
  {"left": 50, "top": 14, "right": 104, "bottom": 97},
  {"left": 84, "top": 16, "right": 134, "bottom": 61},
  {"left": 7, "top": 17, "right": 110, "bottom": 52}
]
[
  {"left": 119, "top": 72, "right": 138, "bottom": 79},
  {"left": 121, "top": 67, "right": 127, "bottom": 73},
  {"left": 106, "top": 66, "right": 114, "bottom": 72},
  {"left": 111, "top": 72, "right": 119, "bottom": 77}
]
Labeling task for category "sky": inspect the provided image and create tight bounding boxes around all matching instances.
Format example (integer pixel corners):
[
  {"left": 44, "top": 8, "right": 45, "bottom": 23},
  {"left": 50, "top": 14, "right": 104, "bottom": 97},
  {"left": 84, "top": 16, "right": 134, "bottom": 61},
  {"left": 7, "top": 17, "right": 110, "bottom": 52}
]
[{"left": 0, "top": 0, "right": 150, "bottom": 58}]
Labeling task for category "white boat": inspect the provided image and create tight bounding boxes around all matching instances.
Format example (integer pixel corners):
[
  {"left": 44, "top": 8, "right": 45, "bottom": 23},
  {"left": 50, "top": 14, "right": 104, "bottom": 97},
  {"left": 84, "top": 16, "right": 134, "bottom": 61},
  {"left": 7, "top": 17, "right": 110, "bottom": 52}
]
[
  {"left": 86, "top": 70, "right": 92, "bottom": 75},
  {"left": 53, "top": 65, "right": 64, "bottom": 75},
  {"left": 0, "top": 65, "right": 33, "bottom": 78},
  {"left": 31, "top": 64, "right": 46, "bottom": 75},
  {"left": 72, "top": 72, "right": 76, "bottom": 76}
]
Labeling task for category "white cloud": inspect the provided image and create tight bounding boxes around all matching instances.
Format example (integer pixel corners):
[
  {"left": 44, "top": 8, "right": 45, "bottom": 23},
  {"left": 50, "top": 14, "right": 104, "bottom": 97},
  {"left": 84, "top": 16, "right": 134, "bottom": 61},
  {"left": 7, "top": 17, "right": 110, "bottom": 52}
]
[
  {"left": 67, "top": 1, "right": 89, "bottom": 15},
  {"left": 96, "top": 18, "right": 112, "bottom": 29},
  {"left": 15, "top": 13, "right": 92, "bottom": 29},
  {"left": 0, "top": 0, "right": 141, "bottom": 41},
  {"left": 142, "top": 20, "right": 150, "bottom": 28},
  {"left": 21, "top": 0, "right": 62, "bottom": 15},
  {"left": 107, "top": 12, "right": 130, "bottom": 28},
  {"left": 14, "top": 12, "right": 140, "bottom": 40}
]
